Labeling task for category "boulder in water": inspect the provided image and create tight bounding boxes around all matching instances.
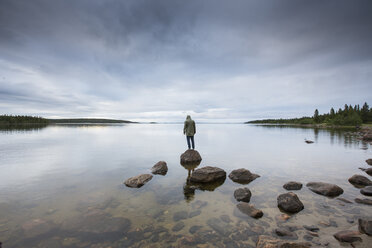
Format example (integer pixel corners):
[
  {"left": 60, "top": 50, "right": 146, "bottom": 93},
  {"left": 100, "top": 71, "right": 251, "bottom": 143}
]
[
  {"left": 234, "top": 188, "right": 252, "bottom": 202},
  {"left": 355, "top": 198, "right": 372, "bottom": 205},
  {"left": 228, "top": 168, "right": 260, "bottom": 184},
  {"left": 189, "top": 166, "right": 226, "bottom": 183},
  {"left": 283, "top": 181, "right": 303, "bottom": 190},
  {"left": 333, "top": 230, "right": 362, "bottom": 243},
  {"left": 236, "top": 202, "right": 263, "bottom": 218},
  {"left": 277, "top": 192, "right": 304, "bottom": 213},
  {"left": 124, "top": 174, "right": 153, "bottom": 188},
  {"left": 366, "top": 159, "right": 372, "bottom": 166},
  {"left": 306, "top": 182, "right": 343, "bottom": 197},
  {"left": 180, "top": 150, "right": 202, "bottom": 164},
  {"left": 348, "top": 174, "right": 372, "bottom": 187},
  {"left": 256, "top": 235, "right": 311, "bottom": 248},
  {"left": 360, "top": 186, "right": 372, "bottom": 196},
  {"left": 358, "top": 219, "right": 372, "bottom": 236},
  {"left": 151, "top": 161, "right": 168, "bottom": 175}
]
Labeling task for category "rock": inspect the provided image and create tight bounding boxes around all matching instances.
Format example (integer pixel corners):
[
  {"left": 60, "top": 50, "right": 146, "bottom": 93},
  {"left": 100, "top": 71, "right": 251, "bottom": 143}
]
[
  {"left": 303, "top": 225, "right": 319, "bottom": 232},
  {"left": 363, "top": 132, "right": 372, "bottom": 141},
  {"left": 275, "top": 227, "right": 298, "bottom": 239},
  {"left": 358, "top": 219, "right": 372, "bottom": 236},
  {"left": 333, "top": 230, "right": 362, "bottom": 243},
  {"left": 277, "top": 192, "right": 304, "bottom": 213},
  {"left": 207, "top": 218, "right": 233, "bottom": 236},
  {"left": 188, "top": 210, "right": 201, "bottom": 218},
  {"left": 173, "top": 211, "right": 188, "bottom": 221},
  {"left": 361, "top": 186, "right": 372, "bottom": 196},
  {"left": 189, "top": 225, "right": 202, "bottom": 234},
  {"left": 366, "top": 159, "right": 372, "bottom": 165},
  {"left": 305, "top": 140, "right": 314, "bottom": 144},
  {"left": 306, "top": 182, "right": 344, "bottom": 197},
  {"left": 172, "top": 222, "right": 185, "bottom": 232},
  {"left": 283, "top": 181, "right": 303, "bottom": 190},
  {"left": 336, "top": 198, "right": 352, "bottom": 204},
  {"left": 228, "top": 168, "right": 260, "bottom": 184},
  {"left": 191, "top": 200, "right": 208, "bottom": 209},
  {"left": 364, "top": 168, "right": 372, "bottom": 176},
  {"left": 256, "top": 235, "right": 311, "bottom": 248},
  {"left": 275, "top": 213, "right": 291, "bottom": 222},
  {"left": 220, "top": 214, "right": 231, "bottom": 223},
  {"left": 124, "top": 174, "right": 153, "bottom": 188},
  {"left": 355, "top": 198, "right": 372, "bottom": 205},
  {"left": 189, "top": 166, "right": 226, "bottom": 183},
  {"left": 236, "top": 202, "right": 263, "bottom": 218},
  {"left": 348, "top": 174, "right": 372, "bottom": 187},
  {"left": 180, "top": 150, "right": 202, "bottom": 164},
  {"left": 234, "top": 187, "right": 252, "bottom": 202},
  {"left": 151, "top": 161, "right": 168, "bottom": 175}
]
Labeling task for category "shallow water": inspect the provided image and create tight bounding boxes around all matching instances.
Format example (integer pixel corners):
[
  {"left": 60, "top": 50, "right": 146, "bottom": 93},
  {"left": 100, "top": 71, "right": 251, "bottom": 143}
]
[{"left": 0, "top": 124, "right": 371, "bottom": 247}]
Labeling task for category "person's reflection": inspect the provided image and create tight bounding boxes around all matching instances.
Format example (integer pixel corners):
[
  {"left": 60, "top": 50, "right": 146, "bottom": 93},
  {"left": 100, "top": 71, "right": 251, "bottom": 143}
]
[{"left": 180, "top": 160, "right": 201, "bottom": 202}]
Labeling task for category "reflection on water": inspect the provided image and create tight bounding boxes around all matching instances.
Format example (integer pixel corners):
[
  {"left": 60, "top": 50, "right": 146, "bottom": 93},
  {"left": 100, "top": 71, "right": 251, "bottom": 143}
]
[{"left": 0, "top": 124, "right": 371, "bottom": 247}]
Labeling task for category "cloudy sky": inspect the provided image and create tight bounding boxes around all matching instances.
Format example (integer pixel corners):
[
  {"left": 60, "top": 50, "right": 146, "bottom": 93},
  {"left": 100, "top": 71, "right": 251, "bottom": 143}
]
[{"left": 0, "top": 0, "right": 371, "bottom": 122}]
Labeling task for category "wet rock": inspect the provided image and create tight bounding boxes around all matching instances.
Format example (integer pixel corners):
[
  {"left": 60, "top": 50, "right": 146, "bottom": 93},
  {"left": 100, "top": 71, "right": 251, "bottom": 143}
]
[
  {"left": 189, "top": 225, "right": 202, "bottom": 234},
  {"left": 173, "top": 211, "right": 188, "bottom": 221},
  {"left": 283, "top": 181, "right": 303, "bottom": 190},
  {"left": 306, "top": 182, "right": 344, "bottom": 197},
  {"left": 359, "top": 167, "right": 372, "bottom": 176},
  {"left": 207, "top": 217, "right": 233, "bottom": 236},
  {"left": 303, "top": 225, "right": 319, "bottom": 232},
  {"left": 274, "top": 227, "right": 298, "bottom": 239},
  {"left": 256, "top": 235, "right": 311, "bottom": 248},
  {"left": 277, "top": 192, "right": 304, "bottom": 213},
  {"left": 307, "top": 231, "right": 319, "bottom": 237},
  {"left": 336, "top": 198, "right": 353, "bottom": 204},
  {"left": 348, "top": 174, "right": 372, "bottom": 187},
  {"left": 189, "top": 166, "right": 226, "bottom": 183},
  {"left": 355, "top": 198, "right": 372, "bottom": 205},
  {"left": 305, "top": 140, "right": 314, "bottom": 144},
  {"left": 358, "top": 219, "right": 372, "bottom": 236},
  {"left": 124, "top": 174, "right": 153, "bottom": 188},
  {"left": 151, "top": 161, "right": 168, "bottom": 175},
  {"left": 189, "top": 210, "right": 201, "bottom": 218},
  {"left": 228, "top": 168, "right": 260, "bottom": 184},
  {"left": 275, "top": 213, "right": 291, "bottom": 223},
  {"left": 333, "top": 230, "right": 362, "bottom": 243},
  {"left": 172, "top": 221, "right": 185, "bottom": 232},
  {"left": 234, "top": 187, "right": 252, "bottom": 202},
  {"left": 366, "top": 158, "right": 372, "bottom": 165},
  {"left": 236, "top": 202, "right": 263, "bottom": 218},
  {"left": 303, "top": 234, "right": 313, "bottom": 241},
  {"left": 21, "top": 218, "right": 56, "bottom": 239},
  {"left": 220, "top": 214, "right": 232, "bottom": 223},
  {"left": 180, "top": 150, "right": 202, "bottom": 164},
  {"left": 361, "top": 186, "right": 372, "bottom": 196}
]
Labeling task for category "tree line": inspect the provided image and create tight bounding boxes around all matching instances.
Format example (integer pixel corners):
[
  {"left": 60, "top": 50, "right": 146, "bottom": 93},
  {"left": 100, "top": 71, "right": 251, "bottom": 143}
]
[
  {"left": 0, "top": 115, "right": 49, "bottom": 125},
  {"left": 247, "top": 102, "right": 372, "bottom": 126}
]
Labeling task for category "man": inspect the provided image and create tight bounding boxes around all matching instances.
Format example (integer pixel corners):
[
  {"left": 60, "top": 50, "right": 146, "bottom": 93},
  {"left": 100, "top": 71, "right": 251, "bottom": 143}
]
[{"left": 183, "top": 115, "right": 196, "bottom": 149}]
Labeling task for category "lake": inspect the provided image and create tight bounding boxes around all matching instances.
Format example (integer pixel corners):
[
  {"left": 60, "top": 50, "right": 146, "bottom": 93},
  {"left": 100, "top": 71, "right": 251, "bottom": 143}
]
[{"left": 0, "top": 124, "right": 371, "bottom": 247}]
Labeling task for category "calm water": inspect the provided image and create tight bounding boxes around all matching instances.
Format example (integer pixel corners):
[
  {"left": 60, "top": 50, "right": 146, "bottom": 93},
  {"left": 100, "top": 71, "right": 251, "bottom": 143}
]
[{"left": 0, "top": 124, "right": 371, "bottom": 247}]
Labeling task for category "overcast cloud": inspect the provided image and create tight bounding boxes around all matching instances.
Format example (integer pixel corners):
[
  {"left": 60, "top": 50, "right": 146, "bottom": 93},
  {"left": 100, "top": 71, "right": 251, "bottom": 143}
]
[{"left": 0, "top": 0, "right": 371, "bottom": 122}]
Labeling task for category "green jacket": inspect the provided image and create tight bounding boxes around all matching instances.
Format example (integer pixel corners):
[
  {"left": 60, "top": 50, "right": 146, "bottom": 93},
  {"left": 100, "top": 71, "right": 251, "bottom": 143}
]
[{"left": 183, "top": 116, "right": 196, "bottom": 136}]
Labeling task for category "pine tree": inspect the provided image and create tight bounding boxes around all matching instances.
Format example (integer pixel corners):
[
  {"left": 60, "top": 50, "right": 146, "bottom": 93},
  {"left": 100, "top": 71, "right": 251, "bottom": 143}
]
[
  {"left": 314, "top": 109, "right": 320, "bottom": 123},
  {"left": 330, "top": 108, "right": 335, "bottom": 117},
  {"left": 361, "top": 102, "right": 369, "bottom": 122}
]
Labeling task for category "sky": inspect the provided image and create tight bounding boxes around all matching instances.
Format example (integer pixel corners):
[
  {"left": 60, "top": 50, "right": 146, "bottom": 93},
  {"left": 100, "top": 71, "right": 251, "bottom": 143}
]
[{"left": 0, "top": 0, "right": 372, "bottom": 122}]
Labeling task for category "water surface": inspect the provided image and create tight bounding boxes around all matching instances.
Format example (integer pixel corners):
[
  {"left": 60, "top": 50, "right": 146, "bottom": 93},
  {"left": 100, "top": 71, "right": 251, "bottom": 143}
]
[{"left": 0, "top": 124, "right": 371, "bottom": 247}]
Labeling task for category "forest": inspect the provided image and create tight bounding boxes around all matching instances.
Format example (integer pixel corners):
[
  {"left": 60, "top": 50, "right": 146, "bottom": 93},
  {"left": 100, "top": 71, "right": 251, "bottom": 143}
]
[{"left": 247, "top": 102, "right": 372, "bottom": 126}]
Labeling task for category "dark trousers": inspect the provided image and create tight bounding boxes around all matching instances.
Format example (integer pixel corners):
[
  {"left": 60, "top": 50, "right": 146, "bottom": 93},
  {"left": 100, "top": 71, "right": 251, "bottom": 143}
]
[{"left": 186, "top": 136, "right": 195, "bottom": 149}]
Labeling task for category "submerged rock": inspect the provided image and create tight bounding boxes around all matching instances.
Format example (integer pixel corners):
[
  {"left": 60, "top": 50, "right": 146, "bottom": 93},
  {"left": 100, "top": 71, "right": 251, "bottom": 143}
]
[
  {"left": 348, "top": 174, "right": 372, "bottom": 187},
  {"left": 189, "top": 166, "right": 226, "bottom": 183},
  {"left": 303, "top": 225, "right": 319, "bottom": 232},
  {"left": 207, "top": 218, "right": 233, "bottom": 236},
  {"left": 236, "top": 202, "right": 263, "bottom": 218},
  {"left": 173, "top": 211, "right": 188, "bottom": 221},
  {"left": 274, "top": 227, "right": 298, "bottom": 239},
  {"left": 277, "top": 192, "right": 304, "bottom": 213},
  {"left": 124, "top": 174, "right": 153, "bottom": 188},
  {"left": 228, "top": 168, "right": 260, "bottom": 184},
  {"left": 306, "top": 182, "right": 344, "bottom": 197},
  {"left": 355, "top": 198, "right": 372, "bottom": 205},
  {"left": 366, "top": 159, "right": 372, "bottom": 166},
  {"left": 358, "top": 219, "right": 372, "bottom": 236},
  {"left": 21, "top": 218, "right": 57, "bottom": 239},
  {"left": 283, "top": 181, "right": 303, "bottom": 190},
  {"left": 361, "top": 186, "right": 372, "bottom": 196},
  {"left": 180, "top": 150, "right": 202, "bottom": 164},
  {"left": 256, "top": 235, "right": 311, "bottom": 248},
  {"left": 234, "top": 187, "right": 252, "bottom": 202},
  {"left": 151, "top": 161, "right": 168, "bottom": 175},
  {"left": 333, "top": 230, "right": 362, "bottom": 243},
  {"left": 172, "top": 221, "right": 185, "bottom": 232}
]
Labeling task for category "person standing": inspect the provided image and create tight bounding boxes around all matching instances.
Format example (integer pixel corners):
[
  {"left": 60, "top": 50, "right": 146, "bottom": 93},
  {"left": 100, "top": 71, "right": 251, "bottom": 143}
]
[{"left": 183, "top": 115, "right": 196, "bottom": 149}]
